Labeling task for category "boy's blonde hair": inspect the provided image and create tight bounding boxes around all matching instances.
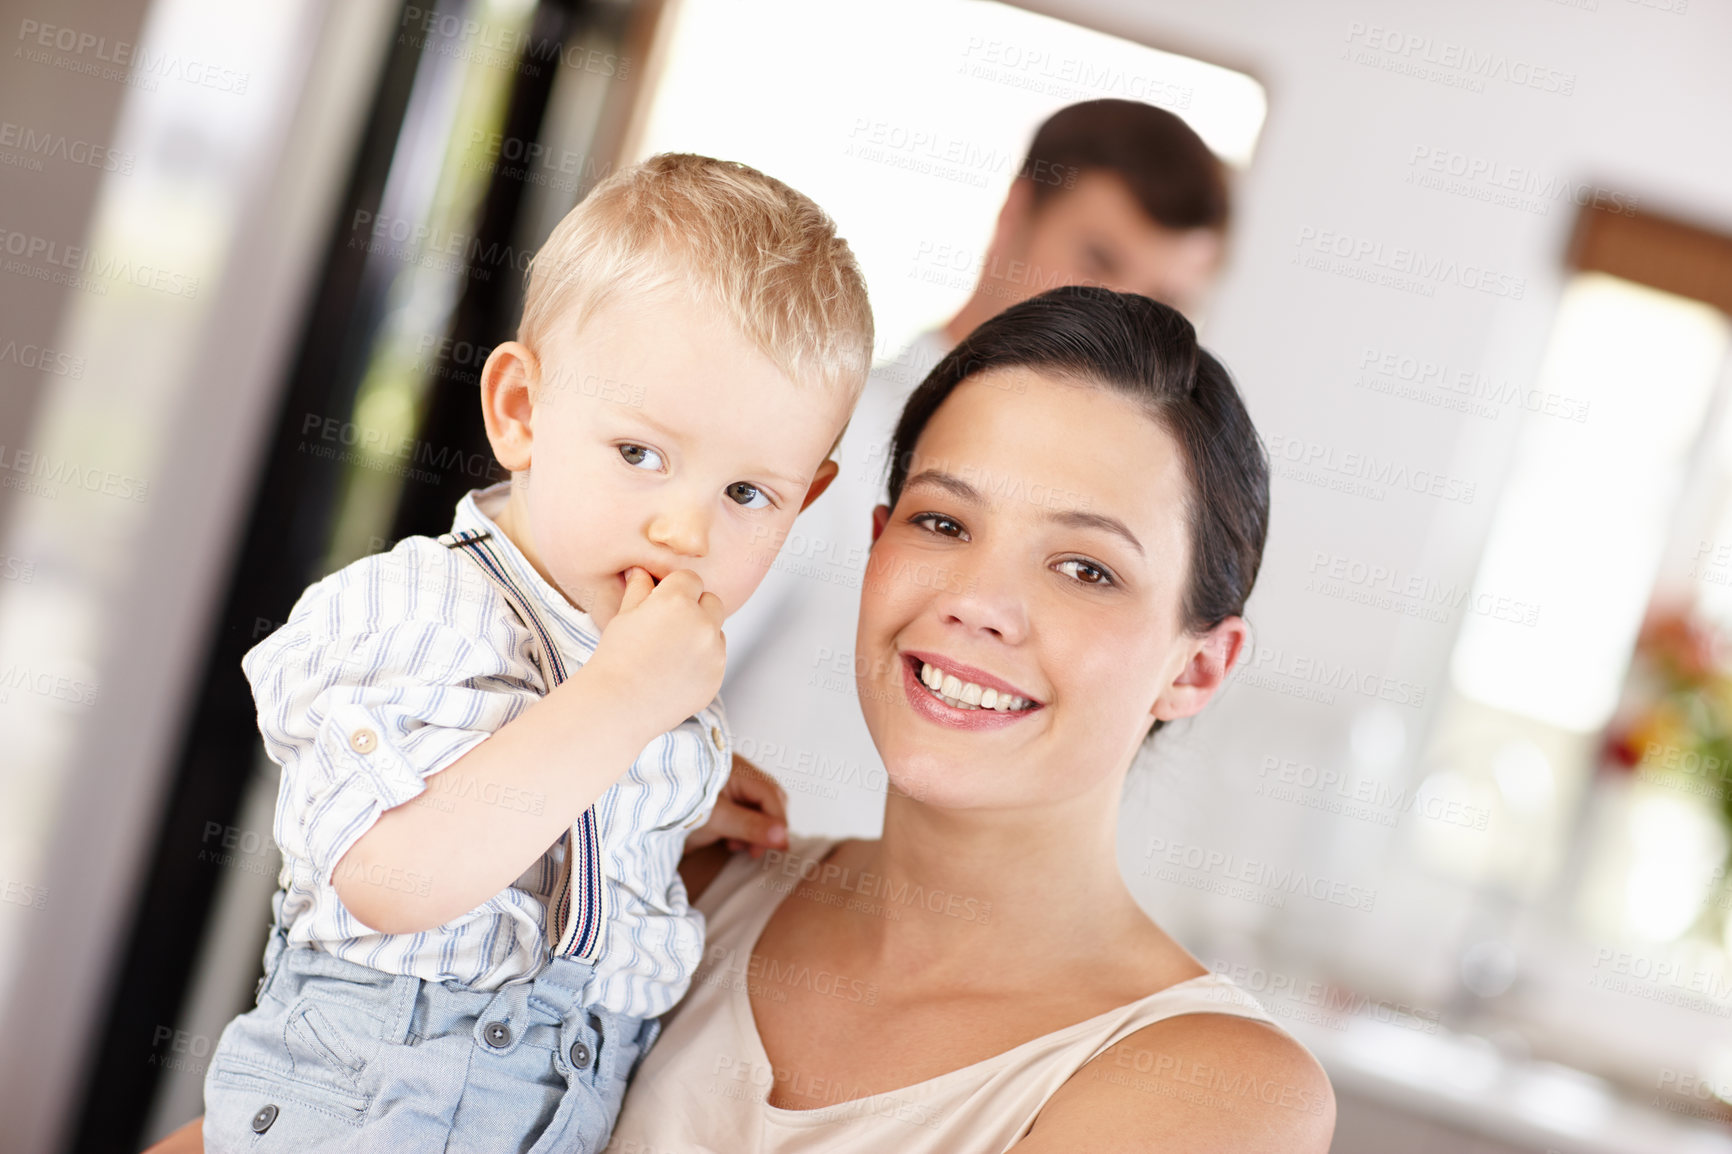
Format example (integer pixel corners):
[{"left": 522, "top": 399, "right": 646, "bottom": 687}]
[{"left": 519, "top": 153, "right": 874, "bottom": 439}]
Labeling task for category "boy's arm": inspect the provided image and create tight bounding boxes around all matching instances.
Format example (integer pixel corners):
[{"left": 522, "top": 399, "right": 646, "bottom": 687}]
[
  {"left": 333, "top": 661, "right": 661, "bottom": 934},
  {"left": 255, "top": 558, "right": 723, "bottom": 938}
]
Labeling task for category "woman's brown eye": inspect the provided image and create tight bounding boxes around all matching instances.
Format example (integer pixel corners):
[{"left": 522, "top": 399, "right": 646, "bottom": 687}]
[
  {"left": 912, "top": 513, "right": 964, "bottom": 536},
  {"left": 1059, "top": 559, "right": 1112, "bottom": 586}
]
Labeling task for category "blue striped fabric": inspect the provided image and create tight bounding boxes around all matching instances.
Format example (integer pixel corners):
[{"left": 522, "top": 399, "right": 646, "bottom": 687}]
[{"left": 242, "top": 482, "right": 732, "bottom": 1013}]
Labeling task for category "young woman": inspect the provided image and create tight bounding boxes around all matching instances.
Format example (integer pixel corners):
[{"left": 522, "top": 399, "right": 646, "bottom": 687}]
[{"left": 147, "top": 286, "right": 1332, "bottom": 1153}]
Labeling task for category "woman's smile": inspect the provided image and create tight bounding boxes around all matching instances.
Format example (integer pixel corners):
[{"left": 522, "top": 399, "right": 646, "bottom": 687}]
[{"left": 897, "top": 650, "right": 1046, "bottom": 731}]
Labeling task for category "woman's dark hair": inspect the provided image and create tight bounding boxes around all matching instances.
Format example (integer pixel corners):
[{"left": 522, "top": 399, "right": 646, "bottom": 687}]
[{"left": 884, "top": 285, "right": 1270, "bottom": 738}]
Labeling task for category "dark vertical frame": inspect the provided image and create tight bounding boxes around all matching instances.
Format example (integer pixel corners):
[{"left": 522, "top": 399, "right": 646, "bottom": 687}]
[{"left": 64, "top": 1, "right": 588, "bottom": 1149}]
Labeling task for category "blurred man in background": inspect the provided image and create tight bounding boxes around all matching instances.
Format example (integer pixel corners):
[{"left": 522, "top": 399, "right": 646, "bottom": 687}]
[{"left": 721, "top": 99, "right": 1233, "bottom": 826}]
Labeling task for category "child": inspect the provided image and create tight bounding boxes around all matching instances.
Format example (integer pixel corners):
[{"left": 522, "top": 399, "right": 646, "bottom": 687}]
[{"left": 201, "top": 153, "right": 874, "bottom": 1153}]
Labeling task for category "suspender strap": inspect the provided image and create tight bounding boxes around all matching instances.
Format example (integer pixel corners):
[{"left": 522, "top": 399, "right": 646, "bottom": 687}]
[{"left": 440, "top": 528, "right": 606, "bottom": 964}]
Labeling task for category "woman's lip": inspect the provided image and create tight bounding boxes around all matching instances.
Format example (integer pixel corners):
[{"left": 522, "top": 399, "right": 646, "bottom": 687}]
[
  {"left": 899, "top": 653, "right": 1043, "bottom": 730},
  {"left": 901, "top": 649, "right": 1041, "bottom": 704}
]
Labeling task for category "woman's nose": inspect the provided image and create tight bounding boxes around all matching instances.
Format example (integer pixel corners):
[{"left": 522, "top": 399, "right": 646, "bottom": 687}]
[{"left": 923, "top": 553, "right": 1029, "bottom": 644}]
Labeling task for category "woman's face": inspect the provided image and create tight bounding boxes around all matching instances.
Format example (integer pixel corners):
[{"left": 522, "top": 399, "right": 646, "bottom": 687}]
[{"left": 855, "top": 367, "right": 1246, "bottom": 811}]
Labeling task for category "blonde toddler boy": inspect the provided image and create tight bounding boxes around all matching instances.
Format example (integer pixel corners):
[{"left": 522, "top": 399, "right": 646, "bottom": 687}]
[{"left": 200, "top": 153, "right": 873, "bottom": 1153}]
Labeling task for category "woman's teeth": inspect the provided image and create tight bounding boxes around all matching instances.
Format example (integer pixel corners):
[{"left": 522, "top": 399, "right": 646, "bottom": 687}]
[{"left": 918, "top": 661, "right": 1033, "bottom": 711}]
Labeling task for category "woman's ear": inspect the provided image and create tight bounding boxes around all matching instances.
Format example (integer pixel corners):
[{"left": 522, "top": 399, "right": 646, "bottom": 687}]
[
  {"left": 1150, "top": 616, "right": 1249, "bottom": 723},
  {"left": 870, "top": 503, "right": 891, "bottom": 543},
  {"left": 480, "top": 341, "right": 541, "bottom": 471}
]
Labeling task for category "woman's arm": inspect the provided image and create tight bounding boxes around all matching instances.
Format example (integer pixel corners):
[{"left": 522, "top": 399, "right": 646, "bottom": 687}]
[
  {"left": 141, "top": 1117, "right": 201, "bottom": 1154},
  {"left": 1011, "top": 1014, "right": 1336, "bottom": 1153},
  {"left": 678, "top": 753, "right": 787, "bottom": 904}
]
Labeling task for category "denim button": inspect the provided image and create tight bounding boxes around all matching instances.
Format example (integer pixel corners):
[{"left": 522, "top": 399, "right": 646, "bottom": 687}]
[
  {"left": 570, "top": 1039, "right": 592, "bottom": 1068},
  {"left": 484, "top": 1021, "right": 512, "bottom": 1048},
  {"left": 251, "top": 1104, "right": 278, "bottom": 1133}
]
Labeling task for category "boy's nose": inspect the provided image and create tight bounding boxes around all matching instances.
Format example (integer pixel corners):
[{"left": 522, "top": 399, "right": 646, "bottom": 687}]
[{"left": 646, "top": 504, "right": 709, "bottom": 558}]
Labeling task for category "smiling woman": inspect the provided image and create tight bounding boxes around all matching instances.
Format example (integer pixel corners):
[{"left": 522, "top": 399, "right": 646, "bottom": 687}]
[
  {"left": 600, "top": 285, "right": 1332, "bottom": 1152},
  {"left": 142, "top": 286, "right": 1326, "bottom": 1154}
]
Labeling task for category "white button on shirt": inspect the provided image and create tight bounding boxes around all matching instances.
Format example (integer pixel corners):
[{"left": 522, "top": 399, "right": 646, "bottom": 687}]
[{"left": 243, "top": 482, "right": 731, "bottom": 1013}]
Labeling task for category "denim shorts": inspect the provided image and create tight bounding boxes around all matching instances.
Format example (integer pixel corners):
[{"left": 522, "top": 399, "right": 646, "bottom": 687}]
[{"left": 203, "top": 922, "right": 659, "bottom": 1154}]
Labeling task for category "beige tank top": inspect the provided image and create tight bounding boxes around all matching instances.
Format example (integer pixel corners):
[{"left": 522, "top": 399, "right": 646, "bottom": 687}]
[{"left": 607, "top": 836, "right": 1284, "bottom": 1154}]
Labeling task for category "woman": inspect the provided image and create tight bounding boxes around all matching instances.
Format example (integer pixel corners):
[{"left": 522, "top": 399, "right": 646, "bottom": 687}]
[{"left": 148, "top": 286, "right": 1333, "bottom": 1152}]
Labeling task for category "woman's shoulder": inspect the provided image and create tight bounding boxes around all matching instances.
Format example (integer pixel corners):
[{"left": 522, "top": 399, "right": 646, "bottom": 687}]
[{"left": 1016, "top": 974, "right": 1336, "bottom": 1153}]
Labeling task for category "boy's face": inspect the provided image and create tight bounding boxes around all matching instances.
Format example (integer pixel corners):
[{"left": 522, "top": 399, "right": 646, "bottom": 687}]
[{"left": 495, "top": 285, "right": 852, "bottom": 631}]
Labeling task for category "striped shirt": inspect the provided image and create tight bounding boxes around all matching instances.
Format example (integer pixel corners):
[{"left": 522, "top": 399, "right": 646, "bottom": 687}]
[{"left": 243, "top": 482, "right": 732, "bottom": 1014}]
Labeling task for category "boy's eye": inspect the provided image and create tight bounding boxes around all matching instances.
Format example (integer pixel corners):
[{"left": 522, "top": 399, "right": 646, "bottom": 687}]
[
  {"left": 727, "top": 482, "right": 771, "bottom": 510},
  {"left": 619, "top": 443, "right": 664, "bottom": 470},
  {"left": 909, "top": 512, "right": 967, "bottom": 539},
  {"left": 1056, "top": 558, "right": 1115, "bottom": 587}
]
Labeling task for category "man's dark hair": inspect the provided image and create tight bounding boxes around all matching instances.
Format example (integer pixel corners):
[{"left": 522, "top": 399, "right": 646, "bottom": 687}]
[
  {"left": 885, "top": 285, "right": 1268, "bottom": 741},
  {"left": 1020, "top": 99, "right": 1230, "bottom": 233}
]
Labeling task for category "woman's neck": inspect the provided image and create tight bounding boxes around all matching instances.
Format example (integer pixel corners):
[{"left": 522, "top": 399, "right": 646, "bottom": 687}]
[{"left": 841, "top": 781, "right": 1157, "bottom": 977}]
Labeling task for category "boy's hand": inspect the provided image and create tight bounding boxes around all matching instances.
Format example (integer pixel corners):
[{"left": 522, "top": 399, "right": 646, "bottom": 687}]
[
  {"left": 588, "top": 567, "right": 726, "bottom": 736},
  {"left": 686, "top": 753, "right": 788, "bottom": 858}
]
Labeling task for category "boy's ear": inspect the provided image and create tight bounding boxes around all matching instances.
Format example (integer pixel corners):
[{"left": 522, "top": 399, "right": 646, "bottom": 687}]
[
  {"left": 480, "top": 341, "right": 540, "bottom": 471},
  {"left": 796, "top": 458, "right": 839, "bottom": 513},
  {"left": 870, "top": 503, "right": 891, "bottom": 543}
]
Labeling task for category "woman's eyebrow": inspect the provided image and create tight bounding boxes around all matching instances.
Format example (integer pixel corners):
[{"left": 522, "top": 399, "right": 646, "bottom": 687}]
[
  {"left": 904, "top": 469, "right": 1144, "bottom": 557},
  {"left": 1049, "top": 508, "right": 1144, "bottom": 557}
]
